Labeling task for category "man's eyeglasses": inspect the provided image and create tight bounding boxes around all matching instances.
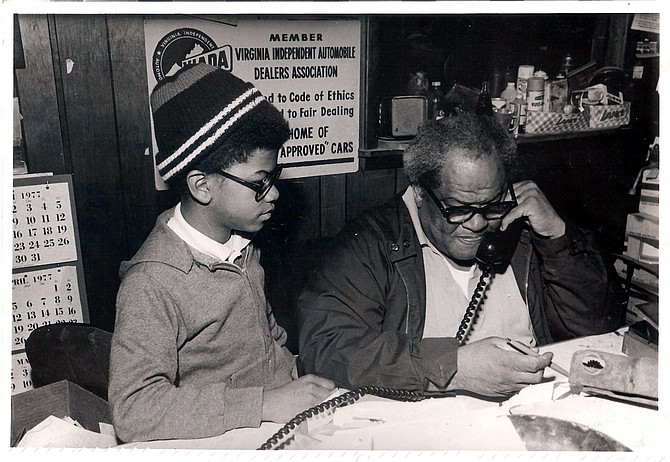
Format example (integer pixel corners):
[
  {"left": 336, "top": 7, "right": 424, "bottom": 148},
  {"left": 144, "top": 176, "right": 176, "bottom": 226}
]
[
  {"left": 425, "top": 183, "right": 517, "bottom": 224},
  {"left": 218, "top": 165, "right": 283, "bottom": 202}
]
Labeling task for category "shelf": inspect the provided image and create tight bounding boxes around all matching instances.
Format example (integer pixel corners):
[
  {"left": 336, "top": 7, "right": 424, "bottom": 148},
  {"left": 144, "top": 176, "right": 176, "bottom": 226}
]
[
  {"left": 359, "top": 148, "right": 405, "bottom": 158},
  {"left": 516, "top": 127, "right": 622, "bottom": 144},
  {"left": 358, "top": 149, "right": 404, "bottom": 171},
  {"left": 613, "top": 253, "right": 658, "bottom": 277},
  {"left": 361, "top": 127, "right": 624, "bottom": 160},
  {"left": 358, "top": 126, "right": 626, "bottom": 172},
  {"left": 613, "top": 253, "right": 659, "bottom": 299}
]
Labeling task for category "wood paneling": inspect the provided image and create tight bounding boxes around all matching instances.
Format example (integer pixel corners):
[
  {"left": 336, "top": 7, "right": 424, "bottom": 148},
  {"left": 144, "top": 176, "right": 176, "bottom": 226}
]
[
  {"left": 346, "top": 168, "right": 398, "bottom": 222},
  {"left": 107, "top": 15, "right": 176, "bottom": 258},
  {"left": 53, "top": 15, "right": 125, "bottom": 331},
  {"left": 606, "top": 15, "right": 632, "bottom": 69},
  {"left": 15, "top": 15, "right": 65, "bottom": 174},
  {"left": 320, "top": 174, "right": 346, "bottom": 237},
  {"left": 280, "top": 177, "right": 321, "bottom": 241}
]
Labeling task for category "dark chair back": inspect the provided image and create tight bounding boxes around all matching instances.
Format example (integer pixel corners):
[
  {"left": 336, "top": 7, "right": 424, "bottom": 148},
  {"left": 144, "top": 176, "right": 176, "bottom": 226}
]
[{"left": 25, "top": 323, "right": 112, "bottom": 400}]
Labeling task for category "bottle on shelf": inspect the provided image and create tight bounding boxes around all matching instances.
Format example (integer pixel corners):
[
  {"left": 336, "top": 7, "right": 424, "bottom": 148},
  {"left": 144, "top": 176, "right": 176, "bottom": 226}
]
[
  {"left": 560, "top": 54, "right": 574, "bottom": 77},
  {"left": 500, "top": 81, "right": 517, "bottom": 106},
  {"left": 488, "top": 67, "right": 505, "bottom": 99},
  {"left": 526, "top": 77, "right": 545, "bottom": 112},
  {"left": 512, "top": 91, "right": 527, "bottom": 134},
  {"left": 475, "top": 80, "right": 493, "bottom": 116},
  {"left": 428, "top": 81, "right": 446, "bottom": 121},
  {"left": 516, "top": 65, "right": 535, "bottom": 100}
]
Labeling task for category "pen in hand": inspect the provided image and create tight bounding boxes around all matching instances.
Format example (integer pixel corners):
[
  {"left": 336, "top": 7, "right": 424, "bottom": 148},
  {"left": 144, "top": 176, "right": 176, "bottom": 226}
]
[{"left": 506, "top": 339, "right": 570, "bottom": 377}]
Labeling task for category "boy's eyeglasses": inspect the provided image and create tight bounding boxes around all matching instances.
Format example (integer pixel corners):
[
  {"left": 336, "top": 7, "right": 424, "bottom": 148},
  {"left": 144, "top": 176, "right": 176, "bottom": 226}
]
[
  {"left": 218, "top": 165, "right": 283, "bottom": 202},
  {"left": 425, "top": 183, "right": 517, "bottom": 224}
]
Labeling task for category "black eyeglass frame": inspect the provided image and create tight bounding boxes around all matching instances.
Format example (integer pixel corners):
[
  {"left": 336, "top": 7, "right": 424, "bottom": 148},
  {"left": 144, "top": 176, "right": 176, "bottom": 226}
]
[
  {"left": 425, "top": 183, "right": 518, "bottom": 224},
  {"left": 218, "top": 165, "right": 283, "bottom": 202}
]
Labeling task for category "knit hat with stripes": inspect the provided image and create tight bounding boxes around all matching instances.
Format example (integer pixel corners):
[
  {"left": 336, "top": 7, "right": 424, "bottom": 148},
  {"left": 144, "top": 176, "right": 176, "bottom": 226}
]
[{"left": 151, "top": 63, "right": 278, "bottom": 183}]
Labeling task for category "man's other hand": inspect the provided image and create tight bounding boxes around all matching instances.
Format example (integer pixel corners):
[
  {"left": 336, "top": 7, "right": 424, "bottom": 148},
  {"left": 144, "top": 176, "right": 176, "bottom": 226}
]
[
  {"left": 501, "top": 180, "right": 565, "bottom": 239},
  {"left": 262, "top": 374, "right": 336, "bottom": 423},
  {"left": 448, "top": 337, "right": 553, "bottom": 398}
]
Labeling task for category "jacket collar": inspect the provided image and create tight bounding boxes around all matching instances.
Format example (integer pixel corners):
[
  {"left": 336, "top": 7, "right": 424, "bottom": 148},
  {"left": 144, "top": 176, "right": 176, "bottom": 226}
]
[
  {"left": 510, "top": 229, "right": 533, "bottom": 303},
  {"left": 387, "top": 194, "right": 421, "bottom": 263},
  {"left": 120, "top": 207, "right": 250, "bottom": 278}
]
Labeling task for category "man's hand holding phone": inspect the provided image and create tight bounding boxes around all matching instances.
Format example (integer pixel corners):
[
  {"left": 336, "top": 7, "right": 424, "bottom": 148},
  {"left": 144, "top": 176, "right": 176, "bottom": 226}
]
[{"left": 501, "top": 181, "right": 565, "bottom": 239}]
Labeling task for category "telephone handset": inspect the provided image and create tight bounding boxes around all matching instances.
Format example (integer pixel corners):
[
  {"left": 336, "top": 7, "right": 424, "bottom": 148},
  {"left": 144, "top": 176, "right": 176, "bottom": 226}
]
[
  {"left": 476, "top": 219, "right": 524, "bottom": 273},
  {"left": 456, "top": 219, "right": 525, "bottom": 345}
]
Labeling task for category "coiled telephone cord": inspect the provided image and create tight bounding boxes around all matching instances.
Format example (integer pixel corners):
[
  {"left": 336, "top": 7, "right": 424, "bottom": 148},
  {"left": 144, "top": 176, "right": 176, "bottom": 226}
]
[
  {"left": 455, "top": 267, "right": 492, "bottom": 346},
  {"left": 258, "top": 386, "right": 426, "bottom": 450}
]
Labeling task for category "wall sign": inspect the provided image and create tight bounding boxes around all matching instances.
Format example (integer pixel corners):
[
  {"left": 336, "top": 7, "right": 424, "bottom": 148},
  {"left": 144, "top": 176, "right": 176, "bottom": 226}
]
[
  {"left": 144, "top": 16, "right": 361, "bottom": 188},
  {"left": 11, "top": 174, "right": 88, "bottom": 395},
  {"left": 631, "top": 13, "right": 660, "bottom": 34}
]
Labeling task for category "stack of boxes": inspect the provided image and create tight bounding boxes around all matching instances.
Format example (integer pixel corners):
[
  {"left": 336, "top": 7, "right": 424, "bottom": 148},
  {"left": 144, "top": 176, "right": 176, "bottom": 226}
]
[
  {"left": 626, "top": 169, "right": 659, "bottom": 265},
  {"left": 615, "top": 138, "right": 659, "bottom": 325}
]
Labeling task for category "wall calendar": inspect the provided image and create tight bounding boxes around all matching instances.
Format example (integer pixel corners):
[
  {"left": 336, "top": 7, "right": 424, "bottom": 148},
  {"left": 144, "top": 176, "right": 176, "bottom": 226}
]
[{"left": 11, "top": 174, "right": 89, "bottom": 395}]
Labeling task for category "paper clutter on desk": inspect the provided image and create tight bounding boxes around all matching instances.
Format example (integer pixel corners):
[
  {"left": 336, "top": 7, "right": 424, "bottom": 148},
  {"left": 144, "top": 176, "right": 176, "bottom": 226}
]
[
  {"left": 506, "top": 381, "right": 573, "bottom": 411},
  {"left": 16, "top": 415, "right": 118, "bottom": 448}
]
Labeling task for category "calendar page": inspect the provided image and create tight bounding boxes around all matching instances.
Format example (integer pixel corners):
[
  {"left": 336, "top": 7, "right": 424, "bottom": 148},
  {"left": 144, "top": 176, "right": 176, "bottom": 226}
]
[
  {"left": 12, "top": 176, "right": 78, "bottom": 269},
  {"left": 11, "top": 352, "right": 33, "bottom": 396},
  {"left": 11, "top": 266, "right": 86, "bottom": 353}
]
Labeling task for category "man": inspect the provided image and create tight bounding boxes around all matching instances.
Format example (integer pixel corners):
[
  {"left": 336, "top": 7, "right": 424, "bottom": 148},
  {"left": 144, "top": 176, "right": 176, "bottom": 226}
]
[
  {"left": 109, "top": 63, "right": 334, "bottom": 443},
  {"left": 298, "top": 113, "right": 623, "bottom": 398}
]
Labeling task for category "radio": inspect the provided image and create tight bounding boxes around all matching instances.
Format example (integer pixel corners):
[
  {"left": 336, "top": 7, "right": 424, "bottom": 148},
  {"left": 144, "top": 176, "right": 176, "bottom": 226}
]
[{"left": 378, "top": 96, "right": 427, "bottom": 139}]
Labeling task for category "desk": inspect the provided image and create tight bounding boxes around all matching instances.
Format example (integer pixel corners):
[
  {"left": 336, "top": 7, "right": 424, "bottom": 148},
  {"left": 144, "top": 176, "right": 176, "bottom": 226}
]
[{"left": 122, "top": 329, "right": 662, "bottom": 451}]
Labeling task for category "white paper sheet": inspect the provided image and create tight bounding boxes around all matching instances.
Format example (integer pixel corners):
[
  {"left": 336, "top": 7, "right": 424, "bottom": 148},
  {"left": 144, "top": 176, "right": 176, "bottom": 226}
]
[{"left": 16, "top": 415, "right": 118, "bottom": 448}]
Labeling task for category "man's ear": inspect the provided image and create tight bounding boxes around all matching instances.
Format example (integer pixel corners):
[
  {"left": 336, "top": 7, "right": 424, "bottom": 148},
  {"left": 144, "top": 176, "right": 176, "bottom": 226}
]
[{"left": 186, "top": 170, "right": 212, "bottom": 205}]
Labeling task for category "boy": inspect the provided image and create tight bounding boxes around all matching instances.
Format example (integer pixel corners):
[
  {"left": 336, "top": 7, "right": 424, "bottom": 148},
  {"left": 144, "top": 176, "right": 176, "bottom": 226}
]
[{"left": 109, "top": 63, "right": 334, "bottom": 443}]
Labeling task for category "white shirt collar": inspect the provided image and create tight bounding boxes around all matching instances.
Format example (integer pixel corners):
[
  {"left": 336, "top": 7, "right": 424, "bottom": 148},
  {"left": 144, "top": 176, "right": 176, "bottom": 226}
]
[
  {"left": 167, "top": 202, "right": 251, "bottom": 263},
  {"left": 402, "top": 186, "right": 430, "bottom": 248}
]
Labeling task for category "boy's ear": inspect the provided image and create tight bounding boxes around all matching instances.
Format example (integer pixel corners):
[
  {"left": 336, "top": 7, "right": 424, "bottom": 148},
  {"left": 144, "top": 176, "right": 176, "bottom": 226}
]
[{"left": 186, "top": 170, "right": 213, "bottom": 205}]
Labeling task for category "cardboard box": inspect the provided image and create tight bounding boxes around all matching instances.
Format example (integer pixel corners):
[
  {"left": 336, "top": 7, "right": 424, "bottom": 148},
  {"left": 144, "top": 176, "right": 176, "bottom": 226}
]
[
  {"left": 524, "top": 110, "right": 588, "bottom": 134},
  {"left": 11, "top": 380, "right": 112, "bottom": 446},
  {"left": 626, "top": 212, "right": 659, "bottom": 241},
  {"left": 582, "top": 101, "right": 631, "bottom": 129},
  {"left": 622, "top": 320, "right": 658, "bottom": 360},
  {"left": 624, "top": 235, "right": 659, "bottom": 264},
  {"left": 623, "top": 328, "right": 658, "bottom": 359},
  {"left": 639, "top": 167, "right": 659, "bottom": 217}
]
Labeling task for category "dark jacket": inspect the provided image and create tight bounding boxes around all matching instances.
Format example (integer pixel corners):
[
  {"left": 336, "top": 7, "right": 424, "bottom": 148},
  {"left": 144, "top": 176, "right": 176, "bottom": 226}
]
[{"left": 298, "top": 194, "right": 624, "bottom": 391}]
